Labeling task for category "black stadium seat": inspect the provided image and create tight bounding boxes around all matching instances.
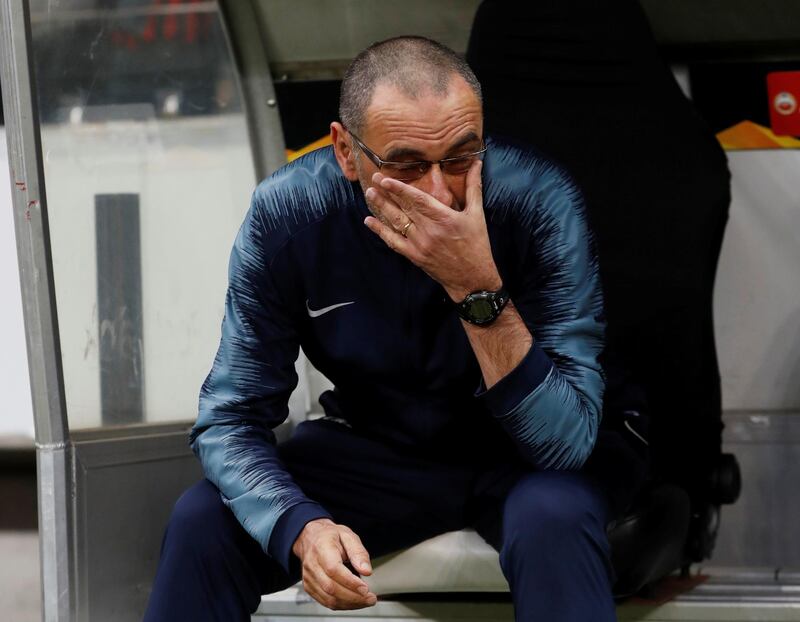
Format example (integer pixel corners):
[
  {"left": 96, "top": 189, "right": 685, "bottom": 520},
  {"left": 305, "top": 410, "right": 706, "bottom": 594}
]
[{"left": 467, "top": 0, "right": 741, "bottom": 594}]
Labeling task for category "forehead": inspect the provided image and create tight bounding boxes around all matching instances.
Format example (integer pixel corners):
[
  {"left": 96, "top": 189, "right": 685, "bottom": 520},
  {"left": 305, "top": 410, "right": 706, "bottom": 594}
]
[{"left": 361, "top": 76, "right": 483, "bottom": 154}]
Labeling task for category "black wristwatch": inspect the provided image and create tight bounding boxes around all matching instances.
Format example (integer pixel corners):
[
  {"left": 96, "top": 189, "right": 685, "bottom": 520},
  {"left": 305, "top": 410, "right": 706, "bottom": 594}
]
[{"left": 455, "top": 287, "right": 510, "bottom": 326}]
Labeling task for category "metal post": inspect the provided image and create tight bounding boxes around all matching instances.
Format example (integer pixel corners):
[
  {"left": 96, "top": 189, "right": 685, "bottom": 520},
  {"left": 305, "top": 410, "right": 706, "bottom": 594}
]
[
  {"left": 219, "top": 0, "right": 288, "bottom": 179},
  {"left": 0, "top": 0, "right": 75, "bottom": 619}
]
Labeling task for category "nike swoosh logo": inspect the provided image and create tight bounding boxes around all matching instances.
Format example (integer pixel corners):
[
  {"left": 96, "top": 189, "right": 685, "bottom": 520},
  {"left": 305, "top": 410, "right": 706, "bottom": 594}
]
[{"left": 306, "top": 299, "right": 356, "bottom": 318}]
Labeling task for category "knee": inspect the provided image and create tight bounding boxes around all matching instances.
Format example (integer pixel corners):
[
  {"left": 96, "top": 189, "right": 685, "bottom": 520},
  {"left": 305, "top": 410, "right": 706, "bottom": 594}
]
[
  {"left": 164, "top": 479, "right": 231, "bottom": 554},
  {"left": 501, "top": 472, "right": 609, "bottom": 557}
]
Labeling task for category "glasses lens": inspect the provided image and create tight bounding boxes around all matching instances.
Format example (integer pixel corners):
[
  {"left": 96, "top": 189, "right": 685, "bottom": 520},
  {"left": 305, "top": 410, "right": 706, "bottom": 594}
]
[
  {"left": 382, "top": 162, "right": 429, "bottom": 182},
  {"left": 441, "top": 154, "right": 480, "bottom": 175}
]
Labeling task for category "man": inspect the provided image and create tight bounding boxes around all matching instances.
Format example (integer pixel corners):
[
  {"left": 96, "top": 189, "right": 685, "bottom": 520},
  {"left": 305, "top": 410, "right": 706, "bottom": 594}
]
[{"left": 145, "top": 36, "right": 616, "bottom": 622}]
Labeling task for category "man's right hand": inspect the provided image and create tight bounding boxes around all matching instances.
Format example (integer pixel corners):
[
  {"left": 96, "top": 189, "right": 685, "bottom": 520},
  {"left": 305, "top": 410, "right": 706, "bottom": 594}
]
[{"left": 292, "top": 518, "right": 378, "bottom": 610}]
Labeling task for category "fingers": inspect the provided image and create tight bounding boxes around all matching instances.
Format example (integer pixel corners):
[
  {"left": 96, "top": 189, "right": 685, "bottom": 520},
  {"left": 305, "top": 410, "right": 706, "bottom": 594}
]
[
  {"left": 299, "top": 525, "right": 378, "bottom": 611},
  {"left": 303, "top": 565, "right": 377, "bottom": 610},
  {"left": 317, "top": 542, "right": 371, "bottom": 594},
  {"left": 373, "top": 173, "right": 445, "bottom": 218},
  {"left": 339, "top": 529, "right": 373, "bottom": 576},
  {"left": 464, "top": 159, "right": 484, "bottom": 215},
  {"left": 364, "top": 216, "right": 419, "bottom": 260},
  {"left": 365, "top": 186, "right": 411, "bottom": 234}
]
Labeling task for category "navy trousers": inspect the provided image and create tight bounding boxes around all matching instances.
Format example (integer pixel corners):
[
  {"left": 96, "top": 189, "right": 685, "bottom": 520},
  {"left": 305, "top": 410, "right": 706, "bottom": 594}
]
[{"left": 144, "top": 419, "right": 617, "bottom": 621}]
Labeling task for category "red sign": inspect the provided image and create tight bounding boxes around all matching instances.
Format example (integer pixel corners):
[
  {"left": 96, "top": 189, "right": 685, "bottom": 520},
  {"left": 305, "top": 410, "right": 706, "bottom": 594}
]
[{"left": 767, "top": 71, "right": 800, "bottom": 136}]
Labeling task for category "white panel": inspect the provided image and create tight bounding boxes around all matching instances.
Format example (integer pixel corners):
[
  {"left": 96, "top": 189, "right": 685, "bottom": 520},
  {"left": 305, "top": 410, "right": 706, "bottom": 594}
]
[
  {"left": 714, "top": 150, "right": 800, "bottom": 411},
  {"left": 40, "top": 117, "right": 255, "bottom": 428}
]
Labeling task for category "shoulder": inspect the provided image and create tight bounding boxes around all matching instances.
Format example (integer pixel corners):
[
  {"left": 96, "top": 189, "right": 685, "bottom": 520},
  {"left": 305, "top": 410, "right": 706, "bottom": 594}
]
[
  {"left": 250, "top": 146, "right": 356, "bottom": 238},
  {"left": 483, "top": 135, "right": 587, "bottom": 228}
]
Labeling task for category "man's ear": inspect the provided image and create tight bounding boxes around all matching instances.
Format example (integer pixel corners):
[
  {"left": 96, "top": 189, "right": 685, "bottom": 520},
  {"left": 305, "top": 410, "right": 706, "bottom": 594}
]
[{"left": 330, "top": 122, "right": 359, "bottom": 182}]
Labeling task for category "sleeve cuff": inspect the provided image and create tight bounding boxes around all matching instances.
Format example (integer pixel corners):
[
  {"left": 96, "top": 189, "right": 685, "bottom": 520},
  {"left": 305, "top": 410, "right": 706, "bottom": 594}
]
[
  {"left": 476, "top": 343, "right": 554, "bottom": 417},
  {"left": 267, "top": 501, "right": 333, "bottom": 574}
]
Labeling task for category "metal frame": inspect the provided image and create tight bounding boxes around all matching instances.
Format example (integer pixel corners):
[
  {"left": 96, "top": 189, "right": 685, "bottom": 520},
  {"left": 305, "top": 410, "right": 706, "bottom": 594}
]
[
  {"left": 1, "top": 1, "right": 279, "bottom": 618},
  {"left": 0, "top": 0, "right": 75, "bottom": 619},
  {"left": 219, "top": 0, "right": 288, "bottom": 180},
  {"left": 71, "top": 428, "right": 200, "bottom": 620},
  {"left": 0, "top": 0, "right": 68, "bottom": 446}
]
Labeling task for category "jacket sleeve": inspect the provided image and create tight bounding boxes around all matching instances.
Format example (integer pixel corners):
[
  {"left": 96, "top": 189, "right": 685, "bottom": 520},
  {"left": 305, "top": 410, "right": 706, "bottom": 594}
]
[
  {"left": 478, "top": 171, "right": 605, "bottom": 470},
  {"left": 189, "top": 194, "right": 331, "bottom": 573}
]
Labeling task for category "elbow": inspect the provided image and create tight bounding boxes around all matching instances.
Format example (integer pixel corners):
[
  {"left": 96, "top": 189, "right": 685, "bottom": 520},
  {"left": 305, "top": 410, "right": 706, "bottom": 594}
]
[
  {"left": 518, "top": 414, "right": 598, "bottom": 471},
  {"left": 550, "top": 436, "right": 595, "bottom": 471},
  {"left": 189, "top": 422, "right": 207, "bottom": 453},
  {"left": 495, "top": 376, "right": 602, "bottom": 471}
]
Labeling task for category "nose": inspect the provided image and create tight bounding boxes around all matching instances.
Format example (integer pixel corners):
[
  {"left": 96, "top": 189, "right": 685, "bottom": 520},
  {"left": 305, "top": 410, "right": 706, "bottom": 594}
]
[{"left": 417, "top": 163, "right": 455, "bottom": 208}]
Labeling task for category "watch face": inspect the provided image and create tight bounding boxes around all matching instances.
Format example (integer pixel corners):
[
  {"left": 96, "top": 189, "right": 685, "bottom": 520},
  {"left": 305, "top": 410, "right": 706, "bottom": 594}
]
[{"left": 468, "top": 297, "right": 495, "bottom": 322}]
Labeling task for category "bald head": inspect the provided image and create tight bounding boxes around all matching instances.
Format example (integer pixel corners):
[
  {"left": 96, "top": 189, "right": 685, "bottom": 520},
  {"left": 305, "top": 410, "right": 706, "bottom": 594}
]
[{"left": 339, "top": 36, "right": 483, "bottom": 135}]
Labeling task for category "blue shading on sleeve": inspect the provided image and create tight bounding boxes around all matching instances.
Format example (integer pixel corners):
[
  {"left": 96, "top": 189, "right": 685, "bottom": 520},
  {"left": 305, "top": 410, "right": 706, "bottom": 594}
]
[
  {"left": 479, "top": 149, "right": 605, "bottom": 470},
  {"left": 189, "top": 188, "right": 330, "bottom": 573}
]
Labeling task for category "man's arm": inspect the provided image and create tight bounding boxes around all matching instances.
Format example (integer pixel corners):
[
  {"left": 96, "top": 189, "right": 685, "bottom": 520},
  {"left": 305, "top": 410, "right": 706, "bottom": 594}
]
[
  {"left": 191, "top": 195, "right": 333, "bottom": 571},
  {"left": 193, "top": 189, "right": 377, "bottom": 610},
  {"left": 365, "top": 159, "right": 604, "bottom": 470},
  {"left": 459, "top": 300, "right": 533, "bottom": 389}
]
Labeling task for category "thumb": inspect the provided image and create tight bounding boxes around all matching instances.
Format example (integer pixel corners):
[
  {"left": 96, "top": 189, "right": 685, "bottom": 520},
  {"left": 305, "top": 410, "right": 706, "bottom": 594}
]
[{"left": 339, "top": 530, "right": 373, "bottom": 576}]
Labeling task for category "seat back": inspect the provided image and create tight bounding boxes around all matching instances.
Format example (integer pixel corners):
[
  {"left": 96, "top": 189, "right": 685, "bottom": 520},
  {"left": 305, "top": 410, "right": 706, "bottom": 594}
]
[{"left": 467, "top": 0, "right": 736, "bottom": 582}]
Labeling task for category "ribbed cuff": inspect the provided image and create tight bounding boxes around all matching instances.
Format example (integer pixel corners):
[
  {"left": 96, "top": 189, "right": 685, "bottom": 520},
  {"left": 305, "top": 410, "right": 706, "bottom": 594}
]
[
  {"left": 476, "top": 343, "right": 554, "bottom": 417},
  {"left": 267, "top": 501, "right": 333, "bottom": 574}
]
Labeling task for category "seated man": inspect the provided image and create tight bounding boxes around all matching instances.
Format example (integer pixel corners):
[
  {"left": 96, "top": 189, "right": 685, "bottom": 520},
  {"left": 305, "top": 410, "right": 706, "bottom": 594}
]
[{"left": 145, "top": 36, "right": 619, "bottom": 622}]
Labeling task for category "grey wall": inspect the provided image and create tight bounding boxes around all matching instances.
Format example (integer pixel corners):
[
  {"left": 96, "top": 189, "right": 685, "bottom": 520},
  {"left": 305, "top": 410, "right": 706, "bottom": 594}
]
[{"left": 710, "top": 149, "right": 800, "bottom": 568}]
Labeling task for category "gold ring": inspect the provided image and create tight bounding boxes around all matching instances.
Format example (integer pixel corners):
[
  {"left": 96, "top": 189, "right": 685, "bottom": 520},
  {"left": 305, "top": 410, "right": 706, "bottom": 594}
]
[{"left": 401, "top": 221, "right": 413, "bottom": 238}]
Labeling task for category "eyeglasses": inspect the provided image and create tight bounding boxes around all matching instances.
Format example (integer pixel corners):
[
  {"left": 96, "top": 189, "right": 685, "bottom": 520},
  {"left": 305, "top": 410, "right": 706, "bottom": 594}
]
[{"left": 349, "top": 132, "right": 486, "bottom": 182}]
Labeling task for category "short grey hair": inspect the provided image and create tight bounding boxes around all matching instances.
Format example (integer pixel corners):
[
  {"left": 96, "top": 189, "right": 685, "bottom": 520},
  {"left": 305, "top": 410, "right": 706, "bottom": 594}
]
[{"left": 339, "top": 36, "right": 483, "bottom": 135}]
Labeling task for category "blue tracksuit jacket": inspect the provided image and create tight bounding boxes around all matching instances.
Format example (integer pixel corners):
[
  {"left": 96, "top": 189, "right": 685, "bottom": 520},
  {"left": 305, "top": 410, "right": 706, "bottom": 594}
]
[{"left": 189, "top": 136, "right": 605, "bottom": 572}]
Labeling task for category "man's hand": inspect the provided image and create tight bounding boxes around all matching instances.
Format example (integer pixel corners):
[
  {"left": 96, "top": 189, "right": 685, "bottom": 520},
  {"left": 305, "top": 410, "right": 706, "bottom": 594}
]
[
  {"left": 363, "top": 160, "right": 502, "bottom": 302},
  {"left": 292, "top": 518, "right": 377, "bottom": 610},
  {"left": 364, "top": 159, "right": 533, "bottom": 388}
]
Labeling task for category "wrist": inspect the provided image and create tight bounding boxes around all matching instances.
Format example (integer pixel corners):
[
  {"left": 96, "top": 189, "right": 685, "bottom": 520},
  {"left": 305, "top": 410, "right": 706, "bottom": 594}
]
[
  {"left": 292, "top": 517, "right": 334, "bottom": 560},
  {"left": 445, "top": 273, "right": 503, "bottom": 303}
]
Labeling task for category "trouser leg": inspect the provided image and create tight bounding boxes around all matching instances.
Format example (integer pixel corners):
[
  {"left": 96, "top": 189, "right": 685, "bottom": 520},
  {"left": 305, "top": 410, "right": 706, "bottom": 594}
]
[
  {"left": 143, "top": 479, "right": 293, "bottom": 622},
  {"left": 144, "top": 420, "right": 473, "bottom": 622},
  {"left": 497, "top": 471, "right": 616, "bottom": 622}
]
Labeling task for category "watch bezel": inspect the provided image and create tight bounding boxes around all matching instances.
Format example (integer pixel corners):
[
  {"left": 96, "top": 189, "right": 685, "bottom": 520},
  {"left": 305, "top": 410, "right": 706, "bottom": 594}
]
[{"left": 456, "top": 288, "right": 510, "bottom": 326}]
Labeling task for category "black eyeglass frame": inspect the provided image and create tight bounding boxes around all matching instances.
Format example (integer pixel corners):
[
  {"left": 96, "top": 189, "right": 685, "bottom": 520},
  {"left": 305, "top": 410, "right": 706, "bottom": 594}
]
[{"left": 348, "top": 130, "right": 487, "bottom": 180}]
